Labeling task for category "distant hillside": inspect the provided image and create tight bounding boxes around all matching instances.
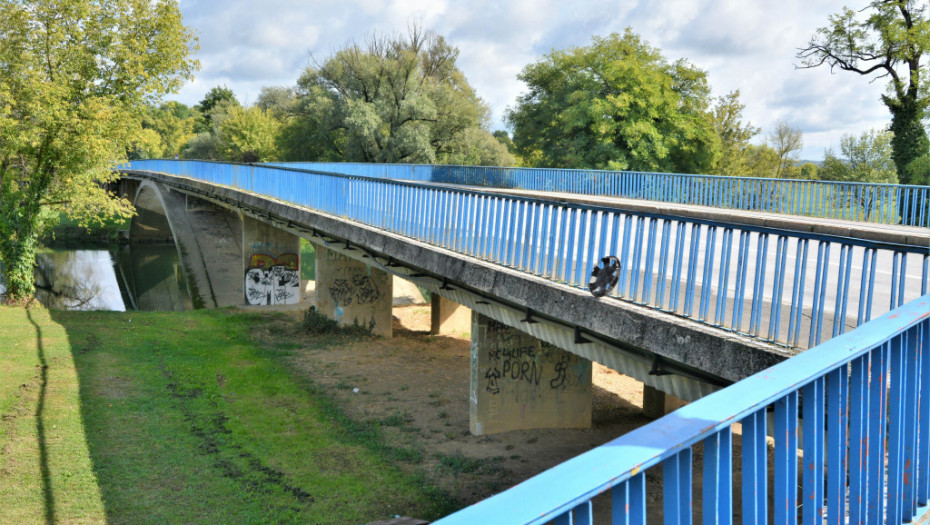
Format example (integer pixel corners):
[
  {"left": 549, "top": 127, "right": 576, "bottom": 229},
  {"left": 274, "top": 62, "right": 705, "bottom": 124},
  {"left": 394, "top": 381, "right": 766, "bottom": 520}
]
[{"left": 797, "top": 159, "right": 824, "bottom": 167}]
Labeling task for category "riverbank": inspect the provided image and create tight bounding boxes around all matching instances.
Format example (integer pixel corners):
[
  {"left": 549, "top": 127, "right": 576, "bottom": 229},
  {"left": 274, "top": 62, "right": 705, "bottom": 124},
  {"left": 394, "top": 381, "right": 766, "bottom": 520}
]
[
  {"left": 0, "top": 307, "right": 458, "bottom": 523},
  {"left": 0, "top": 304, "right": 663, "bottom": 523},
  {"left": 39, "top": 214, "right": 131, "bottom": 248}
]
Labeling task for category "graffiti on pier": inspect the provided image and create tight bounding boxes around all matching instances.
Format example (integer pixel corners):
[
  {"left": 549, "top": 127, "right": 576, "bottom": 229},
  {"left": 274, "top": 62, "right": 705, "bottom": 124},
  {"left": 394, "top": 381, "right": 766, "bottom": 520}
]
[
  {"left": 548, "top": 350, "right": 588, "bottom": 390},
  {"left": 245, "top": 253, "right": 300, "bottom": 305},
  {"left": 328, "top": 275, "right": 382, "bottom": 306},
  {"left": 481, "top": 318, "right": 589, "bottom": 395}
]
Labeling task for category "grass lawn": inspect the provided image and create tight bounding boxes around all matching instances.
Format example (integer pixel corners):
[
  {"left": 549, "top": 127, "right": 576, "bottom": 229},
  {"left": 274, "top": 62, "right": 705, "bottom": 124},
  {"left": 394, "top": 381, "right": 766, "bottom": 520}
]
[{"left": 0, "top": 307, "right": 454, "bottom": 524}]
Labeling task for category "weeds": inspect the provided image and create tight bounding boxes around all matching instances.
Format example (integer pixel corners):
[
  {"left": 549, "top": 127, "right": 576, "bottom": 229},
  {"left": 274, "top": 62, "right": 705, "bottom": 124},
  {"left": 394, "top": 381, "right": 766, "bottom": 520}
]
[
  {"left": 436, "top": 454, "right": 507, "bottom": 477},
  {"left": 302, "top": 307, "right": 375, "bottom": 337},
  {"left": 380, "top": 410, "right": 414, "bottom": 427}
]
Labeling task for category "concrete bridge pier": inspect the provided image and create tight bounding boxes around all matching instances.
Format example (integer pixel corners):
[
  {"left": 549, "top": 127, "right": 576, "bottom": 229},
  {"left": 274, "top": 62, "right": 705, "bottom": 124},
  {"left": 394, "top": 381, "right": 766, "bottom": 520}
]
[
  {"left": 312, "top": 241, "right": 393, "bottom": 337},
  {"left": 430, "top": 295, "right": 471, "bottom": 336},
  {"left": 470, "top": 313, "right": 592, "bottom": 435},
  {"left": 642, "top": 385, "right": 688, "bottom": 419},
  {"left": 242, "top": 216, "right": 301, "bottom": 306}
]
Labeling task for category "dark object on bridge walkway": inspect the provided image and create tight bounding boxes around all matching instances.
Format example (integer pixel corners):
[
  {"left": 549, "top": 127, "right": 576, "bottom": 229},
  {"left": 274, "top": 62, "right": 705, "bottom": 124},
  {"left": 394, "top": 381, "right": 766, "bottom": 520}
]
[
  {"left": 588, "top": 256, "right": 621, "bottom": 297},
  {"left": 365, "top": 517, "right": 429, "bottom": 525}
]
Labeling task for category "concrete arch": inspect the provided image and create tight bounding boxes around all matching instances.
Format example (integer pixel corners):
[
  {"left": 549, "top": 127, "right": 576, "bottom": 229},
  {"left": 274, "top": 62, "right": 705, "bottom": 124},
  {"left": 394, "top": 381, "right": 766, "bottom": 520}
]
[{"left": 128, "top": 180, "right": 244, "bottom": 308}]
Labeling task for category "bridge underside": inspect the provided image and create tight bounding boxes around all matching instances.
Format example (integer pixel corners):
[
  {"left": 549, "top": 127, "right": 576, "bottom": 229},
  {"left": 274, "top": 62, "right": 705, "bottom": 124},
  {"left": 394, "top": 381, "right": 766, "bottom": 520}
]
[
  {"left": 125, "top": 180, "right": 301, "bottom": 309},
  {"left": 121, "top": 171, "right": 795, "bottom": 435}
]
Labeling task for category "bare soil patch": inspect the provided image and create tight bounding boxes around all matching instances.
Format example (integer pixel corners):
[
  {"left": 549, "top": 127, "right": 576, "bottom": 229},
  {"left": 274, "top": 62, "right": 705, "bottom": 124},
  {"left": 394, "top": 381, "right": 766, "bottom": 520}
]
[
  {"left": 252, "top": 305, "right": 757, "bottom": 521},
  {"left": 252, "top": 306, "right": 654, "bottom": 510}
]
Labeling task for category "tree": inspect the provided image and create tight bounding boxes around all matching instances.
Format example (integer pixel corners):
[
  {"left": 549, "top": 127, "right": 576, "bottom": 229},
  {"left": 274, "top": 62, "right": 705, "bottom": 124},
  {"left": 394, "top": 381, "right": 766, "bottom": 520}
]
[
  {"left": 767, "top": 121, "right": 804, "bottom": 179},
  {"left": 0, "top": 0, "right": 197, "bottom": 302},
  {"left": 820, "top": 129, "right": 898, "bottom": 219},
  {"left": 256, "top": 86, "right": 296, "bottom": 120},
  {"left": 799, "top": 162, "right": 820, "bottom": 180},
  {"left": 216, "top": 106, "right": 281, "bottom": 162},
  {"left": 282, "top": 26, "right": 514, "bottom": 166},
  {"left": 798, "top": 1, "right": 929, "bottom": 185},
  {"left": 181, "top": 132, "right": 221, "bottom": 160},
  {"left": 181, "top": 88, "right": 243, "bottom": 160},
  {"left": 131, "top": 102, "right": 197, "bottom": 160},
  {"left": 711, "top": 90, "right": 760, "bottom": 176},
  {"left": 194, "top": 85, "right": 239, "bottom": 133},
  {"left": 506, "top": 30, "right": 720, "bottom": 173},
  {"left": 820, "top": 129, "right": 898, "bottom": 183}
]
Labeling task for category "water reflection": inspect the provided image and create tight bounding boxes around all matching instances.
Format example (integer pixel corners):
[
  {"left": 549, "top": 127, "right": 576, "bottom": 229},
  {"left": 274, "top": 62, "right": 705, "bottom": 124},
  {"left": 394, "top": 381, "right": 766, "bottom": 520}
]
[
  {"left": 1, "top": 244, "right": 192, "bottom": 311},
  {"left": 114, "top": 244, "right": 192, "bottom": 311},
  {"left": 34, "top": 250, "right": 125, "bottom": 311}
]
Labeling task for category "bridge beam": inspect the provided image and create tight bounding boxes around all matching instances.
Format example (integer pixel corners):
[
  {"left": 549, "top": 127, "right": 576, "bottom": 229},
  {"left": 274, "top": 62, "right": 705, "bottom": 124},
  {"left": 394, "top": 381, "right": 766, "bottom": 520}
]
[
  {"left": 470, "top": 313, "right": 592, "bottom": 435},
  {"left": 312, "top": 241, "right": 393, "bottom": 337}
]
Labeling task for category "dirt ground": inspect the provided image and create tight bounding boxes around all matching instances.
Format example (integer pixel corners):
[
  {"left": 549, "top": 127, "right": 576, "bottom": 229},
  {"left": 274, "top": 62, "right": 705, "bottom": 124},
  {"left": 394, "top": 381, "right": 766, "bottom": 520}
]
[{"left": 254, "top": 304, "right": 759, "bottom": 522}]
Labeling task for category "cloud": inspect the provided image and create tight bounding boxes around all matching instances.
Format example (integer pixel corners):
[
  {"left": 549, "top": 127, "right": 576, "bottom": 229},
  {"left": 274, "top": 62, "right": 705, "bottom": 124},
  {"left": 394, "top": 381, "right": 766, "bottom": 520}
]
[{"left": 172, "top": 0, "right": 893, "bottom": 159}]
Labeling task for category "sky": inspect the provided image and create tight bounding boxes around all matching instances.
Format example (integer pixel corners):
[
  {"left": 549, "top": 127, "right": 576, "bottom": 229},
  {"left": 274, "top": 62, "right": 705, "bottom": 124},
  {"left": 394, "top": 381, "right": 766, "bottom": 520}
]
[{"left": 173, "top": 0, "right": 893, "bottom": 161}]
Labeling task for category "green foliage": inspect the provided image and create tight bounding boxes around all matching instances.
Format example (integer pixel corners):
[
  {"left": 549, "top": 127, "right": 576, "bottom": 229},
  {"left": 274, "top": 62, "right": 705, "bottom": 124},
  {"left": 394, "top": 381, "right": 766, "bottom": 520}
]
[
  {"left": 194, "top": 85, "right": 239, "bottom": 133},
  {"left": 0, "top": 0, "right": 198, "bottom": 301},
  {"left": 437, "top": 453, "right": 507, "bottom": 477},
  {"left": 728, "top": 122, "right": 805, "bottom": 181},
  {"left": 767, "top": 121, "right": 804, "bottom": 179},
  {"left": 711, "top": 90, "right": 760, "bottom": 176},
  {"left": 799, "top": 162, "right": 819, "bottom": 180},
  {"left": 256, "top": 86, "right": 297, "bottom": 120},
  {"left": 216, "top": 105, "right": 281, "bottom": 162},
  {"left": 799, "top": 1, "right": 930, "bottom": 185},
  {"left": 131, "top": 102, "right": 197, "bottom": 160},
  {"left": 280, "top": 27, "right": 515, "bottom": 166},
  {"left": 744, "top": 144, "right": 781, "bottom": 179},
  {"left": 507, "top": 29, "right": 720, "bottom": 173},
  {"left": 302, "top": 306, "right": 372, "bottom": 336},
  {"left": 179, "top": 87, "right": 283, "bottom": 163},
  {"left": 904, "top": 152, "right": 930, "bottom": 185},
  {"left": 820, "top": 129, "right": 900, "bottom": 220},
  {"left": 820, "top": 129, "right": 898, "bottom": 183},
  {"left": 303, "top": 306, "right": 341, "bottom": 334},
  {"left": 181, "top": 132, "right": 221, "bottom": 160}
]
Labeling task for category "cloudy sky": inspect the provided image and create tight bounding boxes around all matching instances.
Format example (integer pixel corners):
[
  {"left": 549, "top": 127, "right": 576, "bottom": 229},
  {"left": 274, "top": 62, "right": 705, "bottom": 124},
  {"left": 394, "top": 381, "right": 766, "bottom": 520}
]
[{"left": 174, "top": 0, "right": 892, "bottom": 161}]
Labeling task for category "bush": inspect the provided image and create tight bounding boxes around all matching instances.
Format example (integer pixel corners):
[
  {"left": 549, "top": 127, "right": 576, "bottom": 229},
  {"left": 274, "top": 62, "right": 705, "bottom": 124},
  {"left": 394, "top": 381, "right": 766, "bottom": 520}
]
[{"left": 302, "top": 306, "right": 374, "bottom": 336}]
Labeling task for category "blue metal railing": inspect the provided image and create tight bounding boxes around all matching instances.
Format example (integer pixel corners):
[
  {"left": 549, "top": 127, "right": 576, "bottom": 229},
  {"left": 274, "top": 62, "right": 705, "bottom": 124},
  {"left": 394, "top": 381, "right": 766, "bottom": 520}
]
[
  {"left": 267, "top": 161, "right": 930, "bottom": 228},
  {"left": 123, "top": 160, "right": 929, "bottom": 349},
  {"left": 434, "top": 295, "right": 930, "bottom": 524}
]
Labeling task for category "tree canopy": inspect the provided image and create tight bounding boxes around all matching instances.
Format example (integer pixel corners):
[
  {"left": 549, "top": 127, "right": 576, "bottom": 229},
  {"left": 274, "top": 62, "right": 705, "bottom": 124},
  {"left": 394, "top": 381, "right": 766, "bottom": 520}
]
[
  {"left": 194, "top": 85, "right": 239, "bottom": 132},
  {"left": 821, "top": 129, "right": 898, "bottom": 183},
  {"left": 798, "top": 0, "right": 930, "bottom": 185},
  {"left": 217, "top": 106, "right": 281, "bottom": 162},
  {"left": 279, "top": 27, "right": 514, "bottom": 166},
  {"left": 767, "top": 121, "right": 805, "bottom": 179},
  {"left": 506, "top": 30, "right": 720, "bottom": 173},
  {"left": 131, "top": 102, "right": 197, "bottom": 160},
  {"left": 0, "top": 0, "right": 198, "bottom": 302},
  {"left": 711, "top": 90, "right": 760, "bottom": 177}
]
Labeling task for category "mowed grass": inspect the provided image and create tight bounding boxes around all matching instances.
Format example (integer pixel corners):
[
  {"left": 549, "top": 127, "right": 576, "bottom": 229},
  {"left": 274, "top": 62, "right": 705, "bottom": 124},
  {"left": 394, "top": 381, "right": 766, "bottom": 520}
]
[{"left": 0, "top": 307, "right": 452, "bottom": 524}]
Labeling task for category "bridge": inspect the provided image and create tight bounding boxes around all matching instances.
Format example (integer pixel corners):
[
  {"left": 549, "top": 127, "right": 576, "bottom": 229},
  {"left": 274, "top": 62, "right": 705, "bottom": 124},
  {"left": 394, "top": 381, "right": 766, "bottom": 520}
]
[{"left": 118, "top": 160, "right": 928, "bottom": 524}]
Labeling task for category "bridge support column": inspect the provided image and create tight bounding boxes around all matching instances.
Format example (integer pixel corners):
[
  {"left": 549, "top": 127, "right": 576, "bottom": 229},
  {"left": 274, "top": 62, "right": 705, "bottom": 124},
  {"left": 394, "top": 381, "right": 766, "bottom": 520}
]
[
  {"left": 312, "top": 242, "right": 393, "bottom": 337},
  {"left": 642, "top": 385, "right": 688, "bottom": 419},
  {"left": 469, "top": 313, "right": 591, "bottom": 435},
  {"left": 430, "top": 295, "right": 471, "bottom": 336},
  {"left": 242, "top": 216, "right": 301, "bottom": 305}
]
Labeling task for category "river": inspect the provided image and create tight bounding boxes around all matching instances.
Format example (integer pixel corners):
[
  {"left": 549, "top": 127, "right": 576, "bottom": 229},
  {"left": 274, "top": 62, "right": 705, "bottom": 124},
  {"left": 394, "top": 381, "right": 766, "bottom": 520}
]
[{"left": 1, "top": 244, "right": 192, "bottom": 311}]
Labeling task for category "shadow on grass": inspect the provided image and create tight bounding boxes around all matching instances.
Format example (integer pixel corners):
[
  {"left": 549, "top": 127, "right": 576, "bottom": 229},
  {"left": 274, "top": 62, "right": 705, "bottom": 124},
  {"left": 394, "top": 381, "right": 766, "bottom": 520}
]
[
  {"left": 49, "top": 308, "right": 455, "bottom": 524},
  {"left": 26, "top": 309, "right": 55, "bottom": 525}
]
